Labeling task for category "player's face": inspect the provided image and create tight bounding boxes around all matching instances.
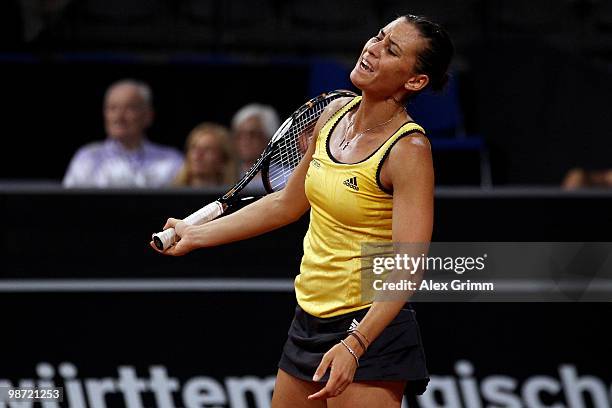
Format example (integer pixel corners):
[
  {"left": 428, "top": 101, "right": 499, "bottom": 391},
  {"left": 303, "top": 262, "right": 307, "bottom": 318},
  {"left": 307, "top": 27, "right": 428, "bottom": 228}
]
[
  {"left": 350, "top": 18, "right": 429, "bottom": 98},
  {"left": 188, "top": 132, "right": 226, "bottom": 179},
  {"left": 233, "top": 116, "right": 268, "bottom": 164},
  {"left": 104, "top": 84, "right": 153, "bottom": 144}
]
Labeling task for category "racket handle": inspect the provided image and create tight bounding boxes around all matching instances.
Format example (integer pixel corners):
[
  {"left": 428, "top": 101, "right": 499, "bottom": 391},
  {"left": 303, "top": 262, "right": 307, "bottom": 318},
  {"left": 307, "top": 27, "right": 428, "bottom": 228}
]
[
  {"left": 152, "top": 201, "right": 224, "bottom": 251},
  {"left": 153, "top": 228, "right": 178, "bottom": 251}
]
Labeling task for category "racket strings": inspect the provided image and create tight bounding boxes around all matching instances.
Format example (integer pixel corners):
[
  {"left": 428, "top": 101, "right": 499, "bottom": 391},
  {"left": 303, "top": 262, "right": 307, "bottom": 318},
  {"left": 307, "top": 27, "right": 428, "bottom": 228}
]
[{"left": 267, "top": 99, "right": 330, "bottom": 191}]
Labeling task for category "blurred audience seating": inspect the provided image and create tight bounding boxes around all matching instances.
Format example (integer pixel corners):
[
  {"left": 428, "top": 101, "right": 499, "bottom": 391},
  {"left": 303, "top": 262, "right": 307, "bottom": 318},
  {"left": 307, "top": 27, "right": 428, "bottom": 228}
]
[
  {"left": 71, "top": 0, "right": 174, "bottom": 48},
  {"left": 409, "top": 75, "right": 490, "bottom": 187},
  {"left": 6, "top": 0, "right": 605, "bottom": 66}
]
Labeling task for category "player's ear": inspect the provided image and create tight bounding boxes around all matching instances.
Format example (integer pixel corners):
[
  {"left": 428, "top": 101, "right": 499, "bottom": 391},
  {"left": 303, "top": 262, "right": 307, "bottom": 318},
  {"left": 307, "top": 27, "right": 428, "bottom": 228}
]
[{"left": 404, "top": 74, "right": 429, "bottom": 93}]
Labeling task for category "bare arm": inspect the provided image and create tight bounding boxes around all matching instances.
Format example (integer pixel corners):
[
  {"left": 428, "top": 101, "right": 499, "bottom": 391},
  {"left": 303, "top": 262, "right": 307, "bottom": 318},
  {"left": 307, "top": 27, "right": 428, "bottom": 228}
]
[
  {"left": 350, "top": 134, "right": 434, "bottom": 352},
  {"left": 152, "top": 97, "right": 352, "bottom": 256}
]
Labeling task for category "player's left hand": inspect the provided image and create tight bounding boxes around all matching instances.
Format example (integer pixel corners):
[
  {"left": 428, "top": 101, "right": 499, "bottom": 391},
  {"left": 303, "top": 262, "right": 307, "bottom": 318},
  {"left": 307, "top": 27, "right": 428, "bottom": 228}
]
[{"left": 308, "top": 343, "right": 358, "bottom": 400}]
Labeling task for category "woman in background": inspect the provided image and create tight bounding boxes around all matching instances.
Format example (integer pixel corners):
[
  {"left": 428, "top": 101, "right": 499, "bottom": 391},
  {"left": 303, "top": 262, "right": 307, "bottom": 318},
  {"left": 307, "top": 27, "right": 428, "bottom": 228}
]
[{"left": 173, "top": 122, "right": 236, "bottom": 187}]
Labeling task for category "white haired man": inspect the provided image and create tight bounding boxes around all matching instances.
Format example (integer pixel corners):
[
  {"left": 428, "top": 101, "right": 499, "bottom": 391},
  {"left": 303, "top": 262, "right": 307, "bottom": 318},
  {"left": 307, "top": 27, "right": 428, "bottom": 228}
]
[
  {"left": 231, "top": 103, "right": 280, "bottom": 176},
  {"left": 63, "top": 79, "right": 183, "bottom": 188}
]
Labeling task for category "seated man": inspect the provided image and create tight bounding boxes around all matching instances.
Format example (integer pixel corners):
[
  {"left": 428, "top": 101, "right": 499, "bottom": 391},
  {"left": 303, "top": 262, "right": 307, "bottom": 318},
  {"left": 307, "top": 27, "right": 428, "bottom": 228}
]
[
  {"left": 63, "top": 79, "right": 183, "bottom": 187},
  {"left": 230, "top": 103, "right": 279, "bottom": 191}
]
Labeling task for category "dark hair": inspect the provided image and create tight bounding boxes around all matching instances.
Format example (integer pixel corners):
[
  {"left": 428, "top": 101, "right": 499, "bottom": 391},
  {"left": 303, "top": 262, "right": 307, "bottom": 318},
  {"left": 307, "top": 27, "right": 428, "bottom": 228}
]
[{"left": 403, "top": 14, "right": 454, "bottom": 92}]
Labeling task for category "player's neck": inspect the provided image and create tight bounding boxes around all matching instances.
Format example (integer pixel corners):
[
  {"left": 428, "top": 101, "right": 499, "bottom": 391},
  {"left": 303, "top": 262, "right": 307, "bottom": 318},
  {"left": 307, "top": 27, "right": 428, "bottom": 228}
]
[{"left": 354, "top": 94, "right": 407, "bottom": 132}]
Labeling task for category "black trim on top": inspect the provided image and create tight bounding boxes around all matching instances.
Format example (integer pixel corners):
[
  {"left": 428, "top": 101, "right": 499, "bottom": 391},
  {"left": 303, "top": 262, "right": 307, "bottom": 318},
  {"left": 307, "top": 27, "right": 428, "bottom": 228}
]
[
  {"left": 323, "top": 97, "right": 359, "bottom": 163},
  {"left": 375, "top": 130, "right": 427, "bottom": 195},
  {"left": 325, "top": 99, "right": 416, "bottom": 165}
]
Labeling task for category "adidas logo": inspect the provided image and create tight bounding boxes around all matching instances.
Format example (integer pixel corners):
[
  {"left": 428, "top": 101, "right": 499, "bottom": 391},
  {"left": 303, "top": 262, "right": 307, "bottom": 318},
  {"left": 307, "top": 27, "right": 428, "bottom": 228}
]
[
  {"left": 348, "top": 318, "right": 360, "bottom": 332},
  {"left": 343, "top": 176, "right": 359, "bottom": 191}
]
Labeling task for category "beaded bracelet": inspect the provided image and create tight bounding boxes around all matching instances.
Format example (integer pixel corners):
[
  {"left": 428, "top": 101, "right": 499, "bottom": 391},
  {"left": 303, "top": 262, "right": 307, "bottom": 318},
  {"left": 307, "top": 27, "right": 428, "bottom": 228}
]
[{"left": 340, "top": 339, "right": 360, "bottom": 367}]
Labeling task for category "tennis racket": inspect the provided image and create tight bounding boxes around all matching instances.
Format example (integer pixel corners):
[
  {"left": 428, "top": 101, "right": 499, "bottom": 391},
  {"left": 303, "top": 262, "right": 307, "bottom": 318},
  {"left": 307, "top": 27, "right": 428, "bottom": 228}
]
[{"left": 152, "top": 89, "right": 356, "bottom": 251}]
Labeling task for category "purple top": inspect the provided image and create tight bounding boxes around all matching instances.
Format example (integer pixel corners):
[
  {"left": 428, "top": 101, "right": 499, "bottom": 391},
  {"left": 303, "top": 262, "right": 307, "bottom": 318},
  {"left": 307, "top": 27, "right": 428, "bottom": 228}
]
[{"left": 63, "top": 139, "right": 184, "bottom": 188}]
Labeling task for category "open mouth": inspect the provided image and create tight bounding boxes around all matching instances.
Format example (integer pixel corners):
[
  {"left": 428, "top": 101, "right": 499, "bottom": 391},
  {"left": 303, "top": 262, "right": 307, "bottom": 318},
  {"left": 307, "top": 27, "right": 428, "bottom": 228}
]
[{"left": 360, "top": 58, "right": 374, "bottom": 73}]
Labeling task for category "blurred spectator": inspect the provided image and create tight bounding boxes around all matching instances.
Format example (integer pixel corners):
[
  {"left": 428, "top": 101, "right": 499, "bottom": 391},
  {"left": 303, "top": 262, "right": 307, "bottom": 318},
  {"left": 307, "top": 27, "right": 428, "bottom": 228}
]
[
  {"left": 173, "top": 122, "right": 236, "bottom": 187},
  {"left": 231, "top": 103, "right": 280, "bottom": 176},
  {"left": 63, "top": 79, "right": 183, "bottom": 188},
  {"left": 563, "top": 168, "right": 612, "bottom": 189},
  {"left": 18, "top": 0, "right": 72, "bottom": 42}
]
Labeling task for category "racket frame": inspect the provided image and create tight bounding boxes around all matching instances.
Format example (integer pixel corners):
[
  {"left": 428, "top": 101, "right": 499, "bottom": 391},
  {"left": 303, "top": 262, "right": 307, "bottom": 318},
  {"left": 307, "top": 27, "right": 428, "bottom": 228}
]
[{"left": 153, "top": 89, "right": 356, "bottom": 251}]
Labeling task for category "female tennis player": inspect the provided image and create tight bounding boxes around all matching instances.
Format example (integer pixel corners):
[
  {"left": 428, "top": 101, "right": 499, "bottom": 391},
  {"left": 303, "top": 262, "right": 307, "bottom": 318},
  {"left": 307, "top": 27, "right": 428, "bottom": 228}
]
[{"left": 152, "top": 14, "right": 453, "bottom": 408}]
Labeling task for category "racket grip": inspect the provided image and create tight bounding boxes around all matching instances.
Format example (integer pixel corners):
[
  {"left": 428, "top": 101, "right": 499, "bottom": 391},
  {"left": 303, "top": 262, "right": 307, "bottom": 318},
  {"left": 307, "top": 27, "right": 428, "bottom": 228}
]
[
  {"left": 153, "top": 228, "right": 177, "bottom": 251},
  {"left": 152, "top": 201, "right": 224, "bottom": 251}
]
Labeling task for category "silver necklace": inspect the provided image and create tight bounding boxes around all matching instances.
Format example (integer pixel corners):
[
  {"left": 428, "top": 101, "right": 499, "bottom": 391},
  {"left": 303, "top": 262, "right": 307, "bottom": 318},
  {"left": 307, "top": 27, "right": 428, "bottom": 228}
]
[{"left": 339, "top": 107, "right": 405, "bottom": 150}]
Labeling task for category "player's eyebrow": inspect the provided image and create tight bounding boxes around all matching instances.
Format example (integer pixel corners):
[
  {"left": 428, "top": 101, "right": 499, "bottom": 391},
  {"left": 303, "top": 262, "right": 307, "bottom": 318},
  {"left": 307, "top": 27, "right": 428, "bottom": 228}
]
[
  {"left": 389, "top": 37, "right": 403, "bottom": 54},
  {"left": 380, "top": 28, "right": 403, "bottom": 54}
]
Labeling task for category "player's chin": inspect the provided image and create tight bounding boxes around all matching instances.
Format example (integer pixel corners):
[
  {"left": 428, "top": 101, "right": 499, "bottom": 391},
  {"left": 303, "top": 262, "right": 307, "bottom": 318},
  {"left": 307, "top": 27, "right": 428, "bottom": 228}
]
[
  {"left": 349, "top": 68, "right": 374, "bottom": 90},
  {"left": 349, "top": 69, "right": 363, "bottom": 89}
]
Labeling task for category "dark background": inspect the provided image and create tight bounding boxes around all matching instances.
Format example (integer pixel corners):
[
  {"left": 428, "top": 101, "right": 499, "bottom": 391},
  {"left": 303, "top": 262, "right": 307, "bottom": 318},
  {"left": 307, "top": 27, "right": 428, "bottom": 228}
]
[
  {"left": 3, "top": 188, "right": 612, "bottom": 279},
  {"left": 1, "top": 293, "right": 610, "bottom": 407},
  {"left": 1, "top": 189, "right": 611, "bottom": 407},
  {"left": 1, "top": 0, "right": 611, "bottom": 184}
]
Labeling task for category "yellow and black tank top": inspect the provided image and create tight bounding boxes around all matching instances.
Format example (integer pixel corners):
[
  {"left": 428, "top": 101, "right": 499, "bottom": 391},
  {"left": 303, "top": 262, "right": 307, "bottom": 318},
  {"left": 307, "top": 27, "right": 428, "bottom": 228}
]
[{"left": 297, "top": 96, "right": 426, "bottom": 318}]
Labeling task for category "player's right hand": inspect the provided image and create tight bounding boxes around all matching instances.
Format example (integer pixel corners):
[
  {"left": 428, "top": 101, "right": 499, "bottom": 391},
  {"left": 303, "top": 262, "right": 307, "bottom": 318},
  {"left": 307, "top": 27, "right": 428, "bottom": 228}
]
[{"left": 149, "top": 218, "right": 194, "bottom": 256}]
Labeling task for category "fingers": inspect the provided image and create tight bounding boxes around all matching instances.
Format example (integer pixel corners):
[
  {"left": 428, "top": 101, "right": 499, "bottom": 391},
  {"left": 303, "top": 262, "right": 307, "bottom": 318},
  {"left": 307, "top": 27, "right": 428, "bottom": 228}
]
[
  {"left": 161, "top": 246, "right": 180, "bottom": 256},
  {"left": 308, "top": 366, "right": 351, "bottom": 400},
  {"left": 173, "top": 220, "right": 188, "bottom": 237},
  {"left": 163, "top": 218, "right": 179, "bottom": 230},
  {"left": 308, "top": 348, "right": 355, "bottom": 400},
  {"left": 149, "top": 241, "right": 185, "bottom": 256},
  {"left": 149, "top": 240, "right": 165, "bottom": 254},
  {"left": 150, "top": 220, "right": 191, "bottom": 256},
  {"left": 308, "top": 352, "right": 332, "bottom": 400},
  {"left": 307, "top": 387, "right": 329, "bottom": 400},
  {"left": 312, "top": 352, "right": 332, "bottom": 382},
  {"left": 164, "top": 241, "right": 187, "bottom": 256},
  {"left": 151, "top": 217, "right": 182, "bottom": 255}
]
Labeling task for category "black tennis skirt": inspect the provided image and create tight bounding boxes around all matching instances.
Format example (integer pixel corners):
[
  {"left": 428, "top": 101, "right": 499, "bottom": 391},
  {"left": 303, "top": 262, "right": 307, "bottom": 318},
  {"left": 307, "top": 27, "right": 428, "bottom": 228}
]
[{"left": 278, "top": 304, "right": 429, "bottom": 395}]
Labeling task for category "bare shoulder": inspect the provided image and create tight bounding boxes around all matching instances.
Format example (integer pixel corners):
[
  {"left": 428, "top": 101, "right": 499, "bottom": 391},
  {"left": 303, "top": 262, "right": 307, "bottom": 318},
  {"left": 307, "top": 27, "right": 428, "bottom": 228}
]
[
  {"left": 387, "top": 132, "right": 433, "bottom": 180},
  {"left": 311, "top": 96, "right": 354, "bottom": 143},
  {"left": 390, "top": 133, "right": 431, "bottom": 160},
  {"left": 319, "top": 96, "right": 354, "bottom": 124}
]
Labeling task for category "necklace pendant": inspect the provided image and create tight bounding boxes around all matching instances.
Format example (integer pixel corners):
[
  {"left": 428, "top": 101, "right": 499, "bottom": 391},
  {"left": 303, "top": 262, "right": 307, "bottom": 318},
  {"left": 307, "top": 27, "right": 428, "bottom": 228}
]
[{"left": 339, "top": 136, "right": 347, "bottom": 150}]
